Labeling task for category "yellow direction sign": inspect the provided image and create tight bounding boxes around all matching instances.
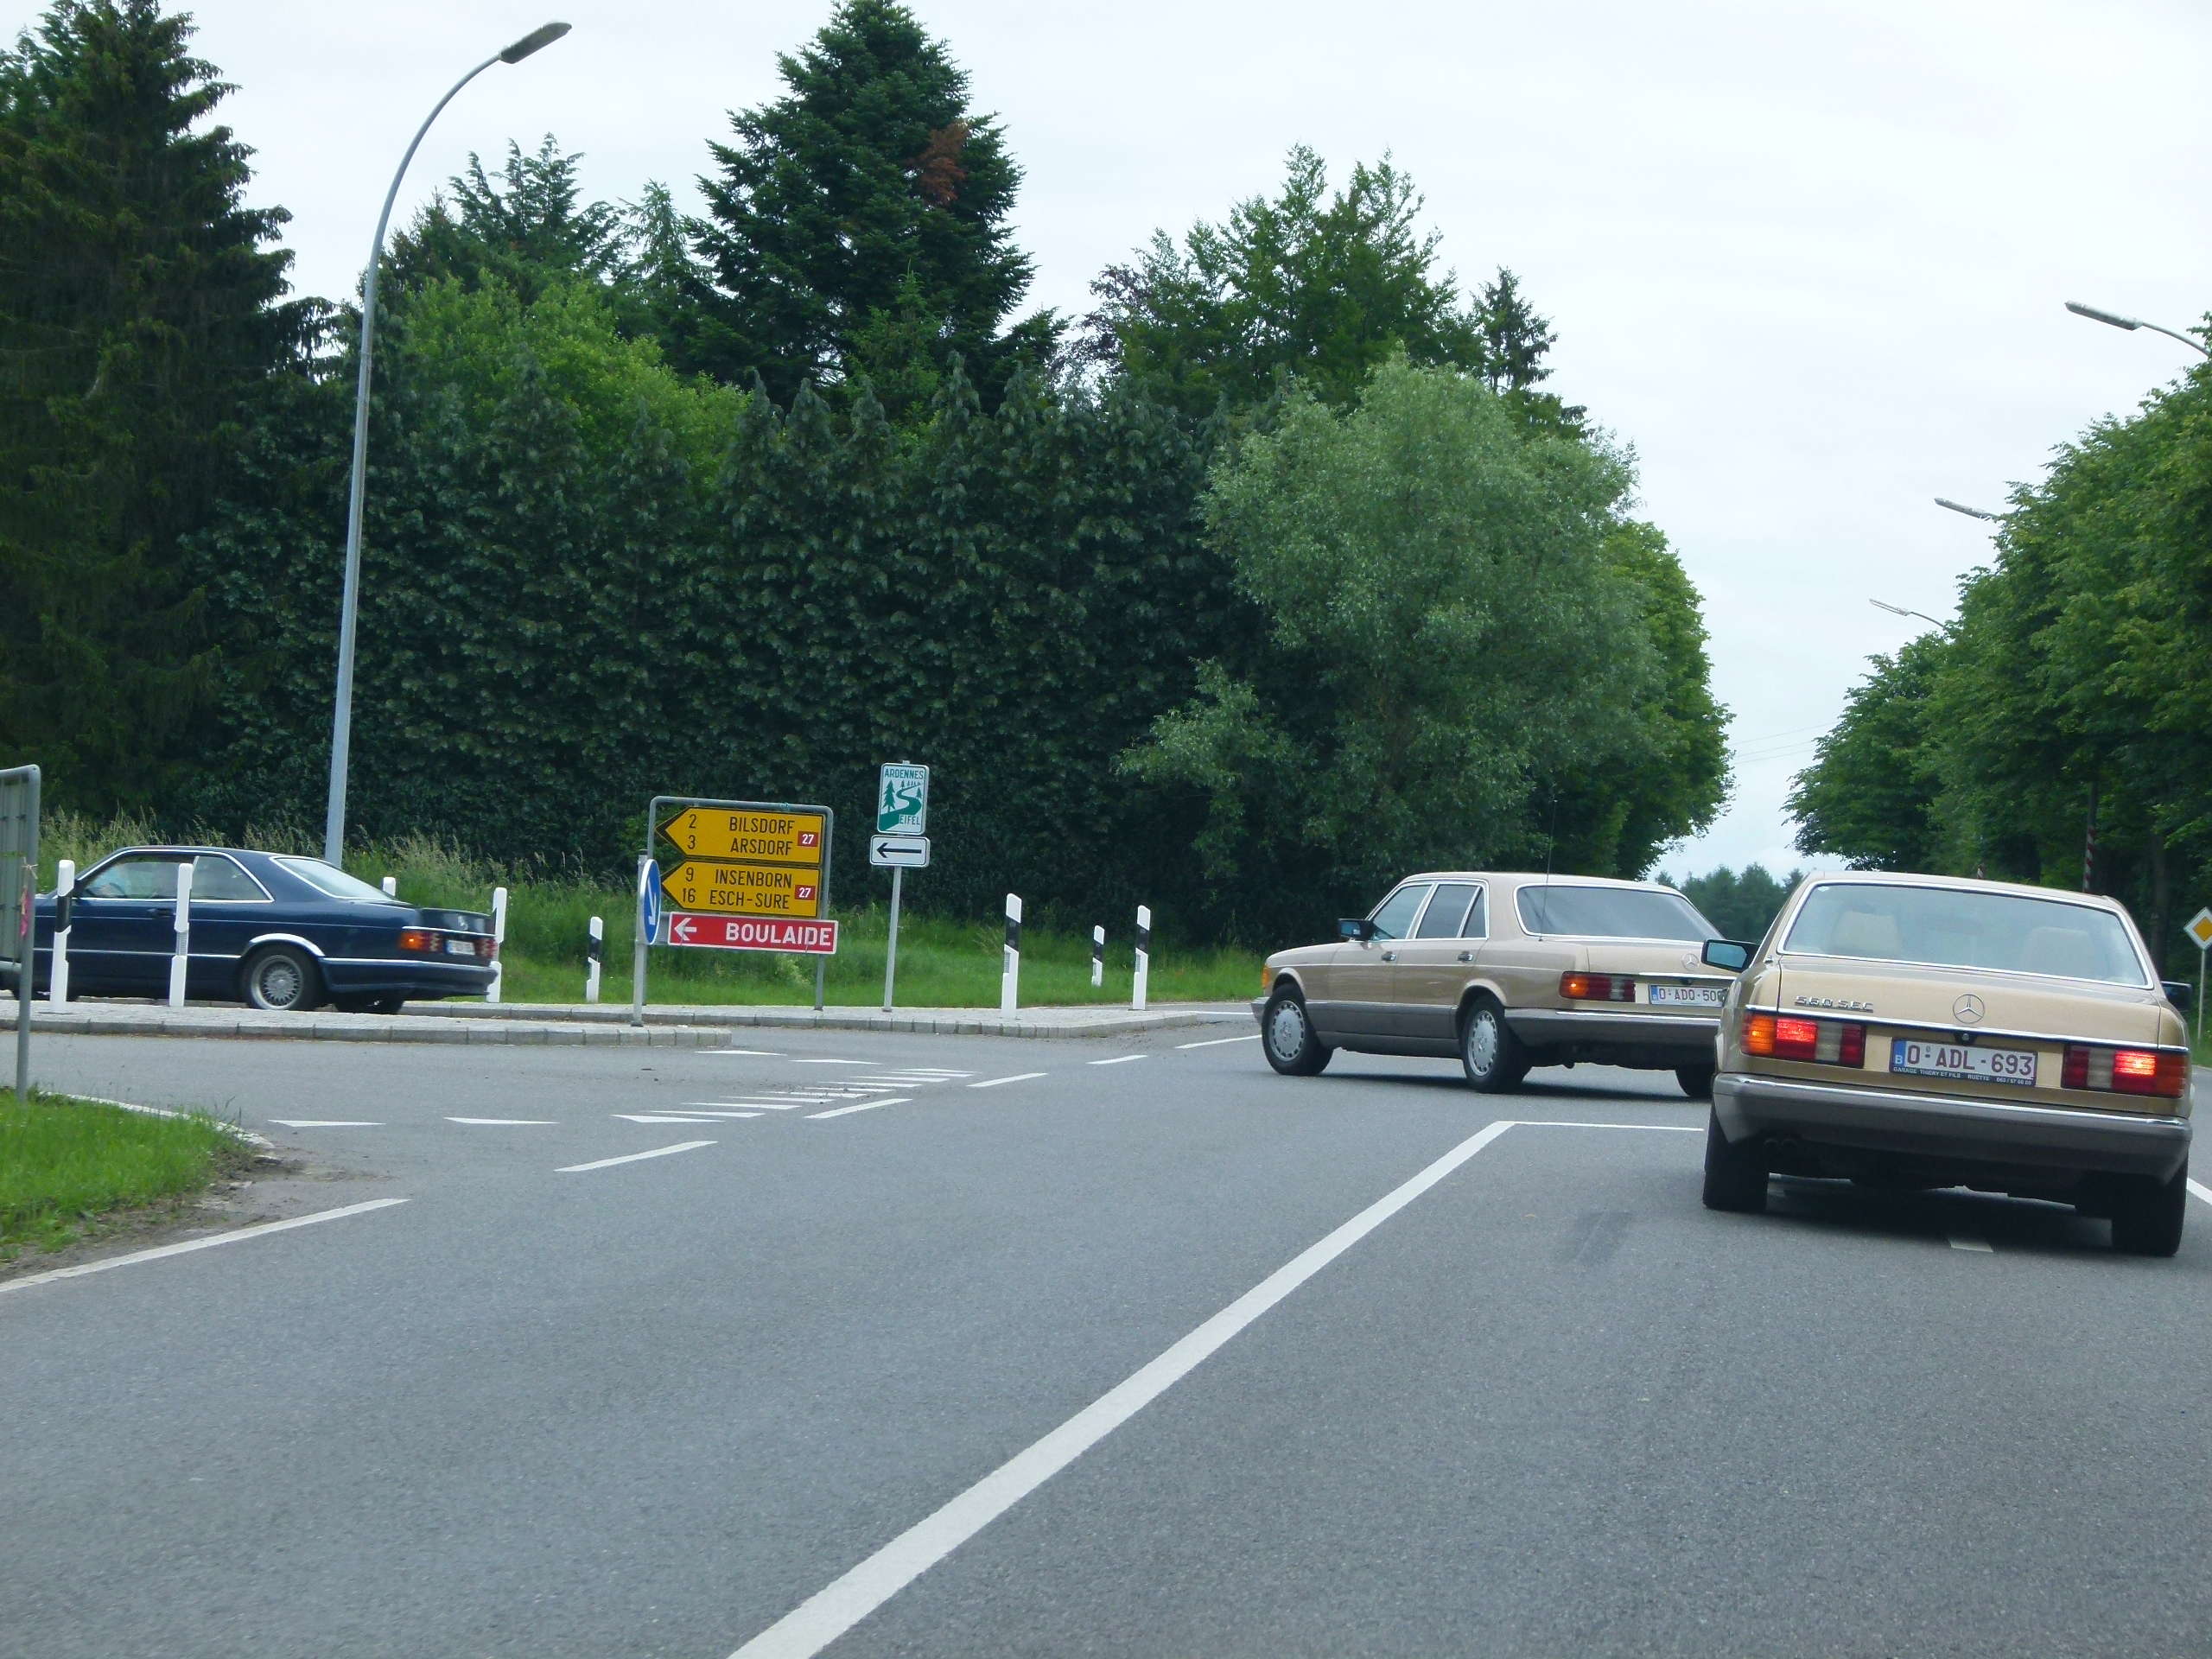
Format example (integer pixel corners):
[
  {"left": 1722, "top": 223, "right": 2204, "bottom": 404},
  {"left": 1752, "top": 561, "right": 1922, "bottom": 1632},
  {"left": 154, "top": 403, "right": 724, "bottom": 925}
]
[
  {"left": 660, "top": 859, "right": 822, "bottom": 918},
  {"left": 658, "top": 808, "right": 824, "bottom": 867},
  {"left": 2186, "top": 907, "right": 2212, "bottom": 950}
]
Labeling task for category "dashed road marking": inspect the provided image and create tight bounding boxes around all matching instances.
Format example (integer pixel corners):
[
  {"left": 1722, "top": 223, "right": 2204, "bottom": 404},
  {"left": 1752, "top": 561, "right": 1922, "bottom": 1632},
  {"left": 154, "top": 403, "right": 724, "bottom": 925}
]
[
  {"left": 668, "top": 1110, "right": 764, "bottom": 1119},
  {"left": 270, "top": 1119, "right": 382, "bottom": 1128},
  {"left": 446, "top": 1117, "right": 555, "bottom": 1126},
  {"left": 1088, "top": 1055, "right": 1147, "bottom": 1066},
  {"left": 807, "top": 1097, "right": 912, "bottom": 1120},
  {"left": 558, "top": 1141, "right": 715, "bottom": 1173},
  {"left": 1175, "top": 1033, "right": 1261, "bottom": 1050},
  {"left": 1948, "top": 1236, "right": 1994, "bottom": 1253},
  {"left": 2187, "top": 1179, "right": 2212, "bottom": 1208},
  {"left": 788, "top": 1058, "right": 874, "bottom": 1066},
  {"left": 704, "top": 1049, "right": 785, "bottom": 1057},
  {"left": 614, "top": 1113, "right": 728, "bottom": 1125},
  {"left": 969, "top": 1072, "right": 1046, "bottom": 1090}
]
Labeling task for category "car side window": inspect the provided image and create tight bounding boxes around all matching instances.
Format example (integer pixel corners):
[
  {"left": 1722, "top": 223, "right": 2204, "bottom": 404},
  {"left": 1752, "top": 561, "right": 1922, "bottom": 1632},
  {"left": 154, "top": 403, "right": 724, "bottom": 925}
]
[
  {"left": 1462, "top": 889, "right": 1487, "bottom": 939},
  {"left": 190, "top": 856, "right": 266, "bottom": 902},
  {"left": 1414, "top": 883, "right": 1478, "bottom": 939},
  {"left": 1368, "top": 884, "right": 1432, "bottom": 942},
  {"left": 82, "top": 856, "right": 181, "bottom": 900}
]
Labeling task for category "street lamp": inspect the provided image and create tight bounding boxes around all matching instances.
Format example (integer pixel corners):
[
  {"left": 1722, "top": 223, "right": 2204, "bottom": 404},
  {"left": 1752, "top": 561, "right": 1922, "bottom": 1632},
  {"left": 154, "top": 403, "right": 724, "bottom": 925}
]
[
  {"left": 2064, "top": 300, "right": 2209, "bottom": 359},
  {"left": 322, "top": 22, "right": 573, "bottom": 865},
  {"left": 1934, "top": 497, "right": 2005, "bottom": 523},
  {"left": 1870, "top": 598, "right": 1951, "bottom": 632}
]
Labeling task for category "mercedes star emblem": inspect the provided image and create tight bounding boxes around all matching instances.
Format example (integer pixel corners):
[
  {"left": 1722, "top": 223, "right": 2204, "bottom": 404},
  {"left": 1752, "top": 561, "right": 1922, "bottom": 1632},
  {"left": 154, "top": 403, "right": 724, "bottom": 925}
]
[{"left": 1953, "top": 993, "right": 1985, "bottom": 1025}]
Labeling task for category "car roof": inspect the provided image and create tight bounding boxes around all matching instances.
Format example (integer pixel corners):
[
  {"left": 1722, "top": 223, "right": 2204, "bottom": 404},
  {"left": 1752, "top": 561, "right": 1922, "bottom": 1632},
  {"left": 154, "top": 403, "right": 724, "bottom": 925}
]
[
  {"left": 1397, "top": 872, "right": 1688, "bottom": 893},
  {"left": 102, "top": 845, "right": 292, "bottom": 864},
  {"left": 1788, "top": 868, "right": 2133, "bottom": 915}
]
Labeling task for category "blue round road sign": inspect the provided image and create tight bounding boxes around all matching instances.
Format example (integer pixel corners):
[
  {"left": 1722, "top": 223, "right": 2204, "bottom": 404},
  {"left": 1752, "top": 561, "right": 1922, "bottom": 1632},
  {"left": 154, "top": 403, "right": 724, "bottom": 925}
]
[{"left": 640, "top": 857, "right": 663, "bottom": 944}]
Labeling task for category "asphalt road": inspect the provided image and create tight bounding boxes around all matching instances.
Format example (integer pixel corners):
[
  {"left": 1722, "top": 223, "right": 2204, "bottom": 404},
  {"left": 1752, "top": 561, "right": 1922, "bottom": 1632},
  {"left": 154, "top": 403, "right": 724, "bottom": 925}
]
[{"left": 6, "top": 1027, "right": 2211, "bottom": 1657}]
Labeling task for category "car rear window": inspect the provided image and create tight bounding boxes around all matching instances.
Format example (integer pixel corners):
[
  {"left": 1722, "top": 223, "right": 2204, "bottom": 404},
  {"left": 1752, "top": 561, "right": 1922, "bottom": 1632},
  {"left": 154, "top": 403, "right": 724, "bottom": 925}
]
[
  {"left": 1516, "top": 885, "right": 1714, "bottom": 941},
  {"left": 1783, "top": 882, "right": 2149, "bottom": 986},
  {"left": 276, "top": 857, "right": 402, "bottom": 905}
]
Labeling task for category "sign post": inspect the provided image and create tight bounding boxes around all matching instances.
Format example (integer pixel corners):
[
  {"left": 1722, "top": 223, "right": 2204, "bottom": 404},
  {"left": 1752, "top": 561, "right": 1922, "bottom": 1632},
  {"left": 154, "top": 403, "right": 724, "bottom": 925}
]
[
  {"left": 0, "top": 765, "right": 39, "bottom": 1098},
  {"left": 871, "top": 763, "right": 930, "bottom": 1013},
  {"left": 2186, "top": 908, "right": 2212, "bottom": 1041},
  {"left": 639, "top": 798, "right": 836, "bottom": 1015}
]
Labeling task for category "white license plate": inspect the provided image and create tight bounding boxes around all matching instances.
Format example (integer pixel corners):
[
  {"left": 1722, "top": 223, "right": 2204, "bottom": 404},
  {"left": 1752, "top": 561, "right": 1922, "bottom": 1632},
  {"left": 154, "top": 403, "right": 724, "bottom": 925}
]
[
  {"left": 443, "top": 938, "right": 479, "bottom": 957},
  {"left": 1649, "top": 985, "right": 1726, "bottom": 1007},
  {"left": 1890, "top": 1038, "right": 2037, "bottom": 1087}
]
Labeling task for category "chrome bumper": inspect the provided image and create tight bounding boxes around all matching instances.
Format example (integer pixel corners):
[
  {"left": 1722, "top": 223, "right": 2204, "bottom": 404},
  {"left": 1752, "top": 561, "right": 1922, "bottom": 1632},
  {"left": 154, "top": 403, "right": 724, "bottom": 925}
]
[
  {"left": 1504, "top": 1007, "right": 1717, "bottom": 1051},
  {"left": 1713, "top": 1071, "right": 2190, "bottom": 1181}
]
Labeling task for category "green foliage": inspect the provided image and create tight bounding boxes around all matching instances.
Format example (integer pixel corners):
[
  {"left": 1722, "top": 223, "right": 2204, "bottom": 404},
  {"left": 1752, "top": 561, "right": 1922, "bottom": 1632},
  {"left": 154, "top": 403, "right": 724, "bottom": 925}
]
[
  {"left": 1658, "top": 863, "right": 1803, "bottom": 944},
  {"left": 686, "top": 0, "right": 1050, "bottom": 404},
  {"left": 0, "top": 0, "right": 306, "bottom": 811},
  {"left": 386, "top": 136, "right": 628, "bottom": 305},
  {"left": 1122, "top": 358, "right": 1724, "bottom": 933},
  {"left": 1790, "top": 338, "right": 2212, "bottom": 968},
  {"left": 1, "top": 1090, "right": 240, "bottom": 1259}
]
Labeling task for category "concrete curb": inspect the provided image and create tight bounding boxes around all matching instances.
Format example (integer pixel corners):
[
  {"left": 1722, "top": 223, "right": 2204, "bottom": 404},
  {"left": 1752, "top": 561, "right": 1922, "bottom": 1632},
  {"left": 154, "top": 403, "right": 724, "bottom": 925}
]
[{"left": 24, "top": 1002, "right": 1249, "bottom": 1046}]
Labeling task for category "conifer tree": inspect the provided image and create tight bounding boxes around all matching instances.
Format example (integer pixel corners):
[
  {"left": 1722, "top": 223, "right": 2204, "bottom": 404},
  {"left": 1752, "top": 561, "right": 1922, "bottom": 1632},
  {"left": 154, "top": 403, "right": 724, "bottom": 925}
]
[
  {"left": 0, "top": 0, "right": 305, "bottom": 806},
  {"left": 687, "top": 0, "right": 1052, "bottom": 405}
]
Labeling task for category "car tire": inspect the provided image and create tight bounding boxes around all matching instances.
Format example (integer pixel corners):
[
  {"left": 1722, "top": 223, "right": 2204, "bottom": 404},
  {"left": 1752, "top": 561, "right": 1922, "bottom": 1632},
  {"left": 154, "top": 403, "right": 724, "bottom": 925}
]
[
  {"left": 1261, "top": 988, "right": 1332, "bottom": 1076},
  {"left": 2111, "top": 1165, "right": 2186, "bottom": 1257},
  {"left": 1701, "top": 1107, "right": 1768, "bottom": 1213},
  {"left": 1675, "top": 1064, "right": 1717, "bottom": 1100},
  {"left": 1459, "top": 997, "right": 1529, "bottom": 1093},
  {"left": 241, "top": 946, "right": 322, "bottom": 1014}
]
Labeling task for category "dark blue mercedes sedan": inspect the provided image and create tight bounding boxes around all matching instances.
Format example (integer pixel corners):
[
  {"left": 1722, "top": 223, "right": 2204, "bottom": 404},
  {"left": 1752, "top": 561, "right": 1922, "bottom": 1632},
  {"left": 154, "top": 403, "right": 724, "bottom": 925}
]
[{"left": 8, "top": 846, "right": 497, "bottom": 1013}]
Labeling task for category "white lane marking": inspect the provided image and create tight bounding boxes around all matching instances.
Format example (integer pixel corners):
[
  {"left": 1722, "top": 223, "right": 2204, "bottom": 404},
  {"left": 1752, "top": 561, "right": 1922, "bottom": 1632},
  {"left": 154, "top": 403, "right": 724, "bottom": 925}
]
[
  {"left": 788, "top": 1058, "right": 874, "bottom": 1066},
  {"left": 704, "top": 1049, "right": 785, "bottom": 1057},
  {"left": 1514, "top": 1121, "right": 1705, "bottom": 1134},
  {"left": 614, "top": 1113, "right": 726, "bottom": 1125},
  {"left": 806, "top": 1097, "right": 912, "bottom": 1120},
  {"left": 968, "top": 1072, "right": 1047, "bottom": 1089},
  {"left": 1175, "top": 1033, "right": 1261, "bottom": 1050},
  {"left": 1948, "top": 1236, "right": 1994, "bottom": 1253},
  {"left": 446, "top": 1117, "right": 555, "bottom": 1125},
  {"left": 1088, "top": 1054, "right": 1148, "bottom": 1066},
  {"left": 270, "top": 1120, "right": 382, "bottom": 1128},
  {"left": 2187, "top": 1179, "right": 2212, "bottom": 1208},
  {"left": 724, "top": 1118, "right": 1518, "bottom": 1659},
  {"left": 857, "top": 1076, "right": 958, "bottom": 1084},
  {"left": 0, "top": 1199, "right": 411, "bottom": 1297},
  {"left": 559, "top": 1141, "right": 715, "bottom": 1173}
]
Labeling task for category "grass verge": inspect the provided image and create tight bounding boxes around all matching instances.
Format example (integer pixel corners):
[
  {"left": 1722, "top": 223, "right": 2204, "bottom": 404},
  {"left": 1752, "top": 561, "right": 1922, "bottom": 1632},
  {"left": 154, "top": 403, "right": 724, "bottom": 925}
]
[{"left": 0, "top": 1091, "right": 246, "bottom": 1261}]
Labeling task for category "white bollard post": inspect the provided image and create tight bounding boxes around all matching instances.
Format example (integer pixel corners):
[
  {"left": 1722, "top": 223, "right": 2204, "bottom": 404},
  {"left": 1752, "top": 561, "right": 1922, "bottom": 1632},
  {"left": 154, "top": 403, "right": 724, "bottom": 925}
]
[
  {"left": 380, "top": 875, "right": 397, "bottom": 897},
  {"left": 1132, "top": 905, "right": 1151, "bottom": 1011},
  {"left": 1091, "top": 925, "right": 1104, "bottom": 989},
  {"left": 168, "top": 861, "right": 194, "bottom": 1009},
  {"left": 586, "top": 915, "right": 603, "bottom": 1004},
  {"left": 48, "top": 859, "right": 73, "bottom": 1006},
  {"left": 1001, "top": 893, "right": 1021, "bottom": 1014},
  {"left": 487, "top": 885, "right": 508, "bottom": 1004}
]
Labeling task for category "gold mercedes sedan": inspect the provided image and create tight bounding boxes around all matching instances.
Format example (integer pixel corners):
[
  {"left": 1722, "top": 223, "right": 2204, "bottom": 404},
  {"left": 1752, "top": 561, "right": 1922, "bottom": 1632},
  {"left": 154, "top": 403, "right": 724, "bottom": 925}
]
[
  {"left": 1699, "top": 871, "right": 2194, "bottom": 1255},
  {"left": 1252, "top": 873, "right": 1732, "bottom": 1095}
]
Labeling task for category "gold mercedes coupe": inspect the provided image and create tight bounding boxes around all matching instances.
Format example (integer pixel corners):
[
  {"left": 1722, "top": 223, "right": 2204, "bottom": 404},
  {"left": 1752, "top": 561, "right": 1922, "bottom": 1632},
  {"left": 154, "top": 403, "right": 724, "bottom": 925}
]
[
  {"left": 1698, "top": 871, "right": 2194, "bottom": 1255},
  {"left": 1254, "top": 873, "right": 1732, "bottom": 1095}
]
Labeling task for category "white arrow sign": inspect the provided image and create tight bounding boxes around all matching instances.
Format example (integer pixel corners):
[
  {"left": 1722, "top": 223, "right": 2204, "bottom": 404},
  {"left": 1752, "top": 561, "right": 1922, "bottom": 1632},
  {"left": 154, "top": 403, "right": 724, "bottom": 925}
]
[
  {"left": 869, "top": 835, "right": 931, "bottom": 869},
  {"left": 671, "top": 914, "right": 698, "bottom": 945}
]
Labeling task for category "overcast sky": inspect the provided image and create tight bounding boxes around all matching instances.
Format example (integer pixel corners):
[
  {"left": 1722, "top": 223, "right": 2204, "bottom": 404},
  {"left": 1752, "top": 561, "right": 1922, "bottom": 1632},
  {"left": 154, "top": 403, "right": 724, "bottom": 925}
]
[{"left": 119, "top": 0, "right": 2212, "bottom": 877}]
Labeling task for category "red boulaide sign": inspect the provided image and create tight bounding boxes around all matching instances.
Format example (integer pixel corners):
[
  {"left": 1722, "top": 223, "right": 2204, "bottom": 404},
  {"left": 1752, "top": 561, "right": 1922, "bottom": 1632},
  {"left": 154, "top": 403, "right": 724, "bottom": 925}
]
[{"left": 664, "top": 912, "right": 840, "bottom": 955}]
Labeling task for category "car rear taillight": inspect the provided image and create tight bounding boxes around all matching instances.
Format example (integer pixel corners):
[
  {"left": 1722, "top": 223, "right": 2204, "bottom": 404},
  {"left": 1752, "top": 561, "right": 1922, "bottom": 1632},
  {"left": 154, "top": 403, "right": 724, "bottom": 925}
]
[
  {"left": 1744, "top": 1014, "right": 1863, "bottom": 1066},
  {"left": 1560, "top": 972, "right": 1636, "bottom": 1002},
  {"left": 398, "top": 928, "right": 439, "bottom": 953},
  {"left": 2064, "top": 1044, "right": 2186, "bottom": 1099}
]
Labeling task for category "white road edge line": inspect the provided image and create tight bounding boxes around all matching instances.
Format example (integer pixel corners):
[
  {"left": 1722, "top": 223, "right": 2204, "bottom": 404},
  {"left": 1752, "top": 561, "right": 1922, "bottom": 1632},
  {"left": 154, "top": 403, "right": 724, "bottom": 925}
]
[
  {"left": 806, "top": 1098, "right": 912, "bottom": 1120},
  {"left": 968, "top": 1072, "right": 1046, "bottom": 1089},
  {"left": 787, "top": 1058, "right": 874, "bottom": 1066},
  {"left": 1087, "top": 1055, "right": 1147, "bottom": 1066},
  {"left": 270, "top": 1120, "right": 382, "bottom": 1128},
  {"left": 0, "top": 1198, "right": 411, "bottom": 1297},
  {"left": 2187, "top": 1179, "right": 2212, "bottom": 1209},
  {"left": 1946, "top": 1235, "right": 1995, "bottom": 1253},
  {"left": 1174, "top": 1033, "right": 1261, "bottom": 1050},
  {"left": 1514, "top": 1121, "right": 1705, "bottom": 1134},
  {"left": 558, "top": 1141, "right": 715, "bottom": 1173},
  {"left": 704, "top": 1049, "right": 785, "bottom": 1057},
  {"left": 724, "top": 1118, "right": 1521, "bottom": 1659},
  {"left": 446, "top": 1117, "right": 556, "bottom": 1125}
]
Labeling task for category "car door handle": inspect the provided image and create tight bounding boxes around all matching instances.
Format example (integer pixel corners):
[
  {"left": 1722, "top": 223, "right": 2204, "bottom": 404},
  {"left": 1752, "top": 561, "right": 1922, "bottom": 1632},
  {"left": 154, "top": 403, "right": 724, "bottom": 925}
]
[
  {"left": 1380, "top": 950, "right": 1397, "bottom": 963},
  {"left": 1456, "top": 951, "right": 1475, "bottom": 963}
]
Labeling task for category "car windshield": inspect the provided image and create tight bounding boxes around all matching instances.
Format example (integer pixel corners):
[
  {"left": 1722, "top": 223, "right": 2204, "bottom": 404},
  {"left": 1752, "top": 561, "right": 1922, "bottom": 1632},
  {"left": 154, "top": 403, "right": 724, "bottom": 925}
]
[
  {"left": 1783, "top": 882, "right": 2149, "bottom": 986},
  {"left": 275, "top": 856, "right": 400, "bottom": 905},
  {"left": 1516, "top": 884, "right": 1714, "bottom": 941}
]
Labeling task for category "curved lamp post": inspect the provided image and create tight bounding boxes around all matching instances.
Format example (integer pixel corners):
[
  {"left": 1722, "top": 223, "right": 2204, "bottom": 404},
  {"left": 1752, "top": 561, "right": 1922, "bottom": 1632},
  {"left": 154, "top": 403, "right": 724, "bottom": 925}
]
[
  {"left": 1933, "top": 497, "right": 2005, "bottom": 524},
  {"left": 2064, "top": 300, "right": 2209, "bottom": 359},
  {"left": 323, "top": 22, "right": 573, "bottom": 865},
  {"left": 1869, "top": 598, "right": 1953, "bottom": 632}
]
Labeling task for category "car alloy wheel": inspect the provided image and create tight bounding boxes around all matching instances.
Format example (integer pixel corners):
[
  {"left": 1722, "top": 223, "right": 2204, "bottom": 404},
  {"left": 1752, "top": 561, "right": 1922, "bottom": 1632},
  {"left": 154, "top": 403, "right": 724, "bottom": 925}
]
[
  {"left": 244, "top": 946, "right": 319, "bottom": 1013},
  {"left": 1459, "top": 999, "right": 1528, "bottom": 1093},
  {"left": 1262, "top": 989, "right": 1332, "bottom": 1076}
]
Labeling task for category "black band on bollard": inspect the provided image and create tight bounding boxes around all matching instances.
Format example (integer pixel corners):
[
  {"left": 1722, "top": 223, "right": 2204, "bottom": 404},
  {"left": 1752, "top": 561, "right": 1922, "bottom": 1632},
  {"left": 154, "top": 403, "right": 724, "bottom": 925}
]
[
  {"left": 1135, "top": 923, "right": 1151, "bottom": 953},
  {"left": 54, "top": 893, "right": 73, "bottom": 932},
  {"left": 1005, "top": 913, "right": 1021, "bottom": 953},
  {"left": 587, "top": 932, "right": 603, "bottom": 966}
]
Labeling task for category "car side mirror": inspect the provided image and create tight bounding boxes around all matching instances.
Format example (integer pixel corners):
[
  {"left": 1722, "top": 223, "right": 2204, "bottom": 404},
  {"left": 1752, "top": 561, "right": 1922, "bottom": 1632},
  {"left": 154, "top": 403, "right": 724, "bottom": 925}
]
[
  {"left": 1338, "top": 918, "right": 1376, "bottom": 943},
  {"left": 2162, "top": 980, "right": 2192, "bottom": 1012},
  {"left": 1701, "top": 938, "right": 1753, "bottom": 973}
]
